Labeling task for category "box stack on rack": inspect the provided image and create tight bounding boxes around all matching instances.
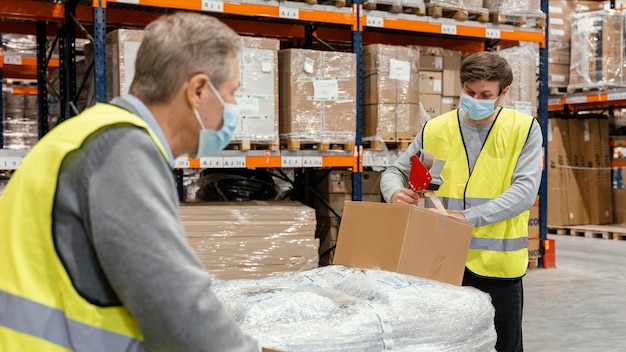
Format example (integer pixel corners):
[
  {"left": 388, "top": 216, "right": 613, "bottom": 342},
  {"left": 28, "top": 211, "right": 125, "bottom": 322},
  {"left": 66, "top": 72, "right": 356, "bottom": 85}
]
[
  {"left": 362, "top": 44, "right": 421, "bottom": 149},
  {"left": 527, "top": 197, "right": 540, "bottom": 267},
  {"left": 569, "top": 9, "right": 626, "bottom": 92},
  {"left": 547, "top": 117, "right": 613, "bottom": 226},
  {"left": 497, "top": 42, "right": 539, "bottom": 116},
  {"left": 233, "top": 37, "right": 280, "bottom": 150},
  {"left": 180, "top": 201, "right": 318, "bottom": 280},
  {"left": 425, "top": 0, "right": 488, "bottom": 22},
  {"left": 2, "top": 91, "right": 38, "bottom": 149},
  {"left": 484, "top": 0, "right": 544, "bottom": 27},
  {"left": 279, "top": 49, "right": 357, "bottom": 150},
  {"left": 413, "top": 46, "right": 462, "bottom": 119},
  {"left": 106, "top": 29, "right": 144, "bottom": 100}
]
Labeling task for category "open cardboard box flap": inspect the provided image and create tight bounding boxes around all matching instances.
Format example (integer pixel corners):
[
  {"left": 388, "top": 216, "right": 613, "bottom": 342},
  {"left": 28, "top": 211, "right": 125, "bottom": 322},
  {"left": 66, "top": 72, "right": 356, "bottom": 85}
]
[{"left": 334, "top": 201, "right": 474, "bottom": 286}]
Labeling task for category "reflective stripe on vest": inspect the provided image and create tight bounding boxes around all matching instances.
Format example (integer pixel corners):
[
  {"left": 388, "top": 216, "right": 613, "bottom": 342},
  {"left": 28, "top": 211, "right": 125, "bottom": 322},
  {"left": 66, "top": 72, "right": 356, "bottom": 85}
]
[
  {"left": 423, "top": 108, "right": 534, "bottom": 278},
  {"left": 0, "top": 290, "right": 145, "bottom": 352}
]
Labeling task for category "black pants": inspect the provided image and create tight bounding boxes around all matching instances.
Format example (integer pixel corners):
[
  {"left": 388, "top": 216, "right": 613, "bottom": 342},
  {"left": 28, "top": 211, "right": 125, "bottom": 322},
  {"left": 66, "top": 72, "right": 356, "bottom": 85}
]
[{"left": 462, "top": 269, "right": 524, "bottom": 352}]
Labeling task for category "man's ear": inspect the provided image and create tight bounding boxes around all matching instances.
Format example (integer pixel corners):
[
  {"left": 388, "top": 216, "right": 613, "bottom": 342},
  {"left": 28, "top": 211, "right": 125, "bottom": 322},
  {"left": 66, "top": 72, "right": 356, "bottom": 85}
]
[
  {"left": 500, "top": 85, "right": 511, "bottom": 98},
  {"left": 185, "top": 73, "right": 210, "bottom": 108}
]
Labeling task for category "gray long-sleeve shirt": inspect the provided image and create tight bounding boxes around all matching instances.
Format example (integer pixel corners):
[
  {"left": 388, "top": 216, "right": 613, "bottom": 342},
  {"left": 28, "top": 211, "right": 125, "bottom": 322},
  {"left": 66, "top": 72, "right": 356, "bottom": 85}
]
[
  {"left": 381, "top": 108, "right": 543, "bottom": 227},
  {"left": 53, "top": 96, "right": 260, "bottom": 352}
]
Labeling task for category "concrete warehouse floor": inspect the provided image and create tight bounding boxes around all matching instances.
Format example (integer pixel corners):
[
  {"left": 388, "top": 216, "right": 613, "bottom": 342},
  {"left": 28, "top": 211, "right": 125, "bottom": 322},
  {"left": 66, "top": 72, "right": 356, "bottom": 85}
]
[{"left": 523, "top": 234, "right": 626, "bottom": 352}]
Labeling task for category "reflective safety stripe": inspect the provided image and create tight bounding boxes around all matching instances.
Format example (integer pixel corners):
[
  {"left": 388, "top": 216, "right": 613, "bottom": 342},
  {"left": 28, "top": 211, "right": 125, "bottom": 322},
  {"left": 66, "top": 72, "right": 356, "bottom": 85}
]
[
  {"left": 425, "top": 197, "right": 464, "bottom": 211},
  {"left": 470, "top": 237, "right": 529, "bottom": 252},
  {"left": 465, "top": 197, "right": 490, "bottom": 208},
  {"left": 0, "top": 290, "right": 145, "bottom": 352}
]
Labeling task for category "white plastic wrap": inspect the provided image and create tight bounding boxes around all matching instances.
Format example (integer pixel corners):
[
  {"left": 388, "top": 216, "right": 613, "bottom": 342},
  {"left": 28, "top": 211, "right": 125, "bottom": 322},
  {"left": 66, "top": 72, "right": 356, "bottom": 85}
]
[
  {"left": 498, "top": 42, "right": 539, "bottom": 116},
  {"left": 214, "top": 265, "right": 496, "bottom": 351}
]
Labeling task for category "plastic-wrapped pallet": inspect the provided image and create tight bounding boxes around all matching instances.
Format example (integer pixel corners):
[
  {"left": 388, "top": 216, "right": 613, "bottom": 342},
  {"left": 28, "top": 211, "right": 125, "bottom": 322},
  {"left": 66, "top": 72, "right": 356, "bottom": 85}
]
[
  {"left": 569, "top": 10, "right": 626, "bottom": 93},
  {"left": 3, "top": 92, "right": 38, "bottom": 149},
  {"left": 498, "top": 42, "right": 539, "bottom": 117},
  {"left": 214, "top": 265, "right": 496, "bottom": 351}
]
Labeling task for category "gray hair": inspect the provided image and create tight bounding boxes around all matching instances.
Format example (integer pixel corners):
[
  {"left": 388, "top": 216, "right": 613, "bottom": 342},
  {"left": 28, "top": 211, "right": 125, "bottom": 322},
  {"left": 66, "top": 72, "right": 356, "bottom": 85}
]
[{"left": 129, "top": 12, "right": 241, "bottom": 105}]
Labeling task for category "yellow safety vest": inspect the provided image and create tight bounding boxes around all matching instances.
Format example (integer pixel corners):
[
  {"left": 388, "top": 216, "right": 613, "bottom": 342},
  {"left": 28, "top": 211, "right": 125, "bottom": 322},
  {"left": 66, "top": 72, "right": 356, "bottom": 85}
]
[
  {"left": 0, "top": 103, "right": 168, "bottom": 351},
  {"left": 423, "top": 108, "right": 534, "bottom": 278}
]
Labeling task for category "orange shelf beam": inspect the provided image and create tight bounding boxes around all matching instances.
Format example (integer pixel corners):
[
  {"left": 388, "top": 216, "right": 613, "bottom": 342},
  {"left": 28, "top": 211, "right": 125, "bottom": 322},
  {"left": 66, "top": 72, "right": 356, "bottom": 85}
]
[
  {"left": 0, "top": 1, "right": 64, "bottom": 22},
  {"left": 1, "top": 56, "right": 60, "bottom": 79}
]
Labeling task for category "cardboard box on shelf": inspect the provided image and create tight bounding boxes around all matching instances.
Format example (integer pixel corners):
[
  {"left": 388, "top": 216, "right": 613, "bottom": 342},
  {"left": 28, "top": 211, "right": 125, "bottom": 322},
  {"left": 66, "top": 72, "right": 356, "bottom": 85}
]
[
  {"left": 441, "top": 96, "right": 459, "bottom": 113},
  {"left": 234, "top": 37, "right": 280, "bottom": 144},
  {"left": 442, "top": 52, "right": 462, "bottom": 96},
  {"left": 583, "top": 118, "right": 613, "bottom": 224},
  {"left": 547, "top": 118, "right": 577, "bottom": 226},
  {"left": 419, "top": 71, "right": 443, "bottom": 95},
  {"left": 528, "top": 197, "right": 539, "bottom": 239},
  {"left": 106, "top": 29, "right": 144, "bottom": 100},
  {"left": 549, "top": 63, "right": 569, "bottom": 87},
  {"left": 567, "top": 119, "right": 591, "bottom": 225},
  {"left": 334, "top": 201, "right": 474, "bottom": 286},
  {"left": 528, "top": 238, "right": 540, "bottom": 259},
  {"left": 315, "top": 169, "right": 353, "bottom": 194},
  {"left": 421, "top": 94, "right": 442, "bottom": 117},
  {"left": 614, "top": 188, "right": 626, "bottom": 224},
  {"left": 419, "top": 54, "right": 443, "bottom": 72},
  {"left": 279, "top": 49, "right": 356, "bottom": 143},
  {"left": 362, "top": 44, "right": 421, "bottom": 140},
  {"left": 362, "top": 170, "right": 383, "bottom": 195}
]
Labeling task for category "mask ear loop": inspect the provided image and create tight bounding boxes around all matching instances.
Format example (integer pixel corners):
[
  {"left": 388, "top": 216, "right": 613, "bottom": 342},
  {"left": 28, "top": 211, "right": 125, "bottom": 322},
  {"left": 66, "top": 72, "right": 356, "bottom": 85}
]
[{"left": 193, "top": 107, "right": 207, "bottom": 130}]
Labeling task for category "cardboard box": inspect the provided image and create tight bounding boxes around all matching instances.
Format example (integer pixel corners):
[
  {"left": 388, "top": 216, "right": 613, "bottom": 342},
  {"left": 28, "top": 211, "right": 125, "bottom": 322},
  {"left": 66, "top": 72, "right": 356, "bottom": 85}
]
[
  {"left": 441, "top": 96, "right": 459, "bottom": 113},
  {"left": 234, "top": 37, "right": 280, "bottom": 144},
  {"left": 582, "top": 118, "right": 613, "bottom": 224},
  {"left": 421, "top": 94, "right": 442, "bottom": 117},
  {"left": 279, "top": 49, "right": 357, "bottom": 143},
  {"left": 315, "top": 193, "right": 351, "bottom": 218},
  {"left": 528, "top": 238, "right": 540, "bottom": 259},
  {"left": 419, "top": 71, "right": 443, "bottom": 95},
  {"left": 315, "top": 169, "right": 352, "bottom": 194},
  {"left": 547, "top": 118, "right": 576, "bottom": 225},
  {"left": 106, "top": 29, "right": 145, "bottom": 100},
  {"left": 362, "top": 44, "right": 421, "bottom": 140},
  {"left": 316, "top": 216, "right": 340, "bottom": 266},
  {"left": 334, "top": 201, "right": 474, "bottom": 286},
  {"left": 442, "top": 52, "right": 462, "bottom": 96},
  {"left": 613, "top": 188, "right": 626, "bottom": 224},
  {"left": 419, "top": 55, "right": 443, "bottom": 71},
  {"left": 362, "top": 170, "right": 382, "bottom": 195},
  {"left": 528, "top": 197, "right": 539, "bottom": 239},
  {"left": 549, "top": 63, "right": 569, "bottom": 87},
  {"left": 567, "top": 119, "right": 591, "bottom": 225}
]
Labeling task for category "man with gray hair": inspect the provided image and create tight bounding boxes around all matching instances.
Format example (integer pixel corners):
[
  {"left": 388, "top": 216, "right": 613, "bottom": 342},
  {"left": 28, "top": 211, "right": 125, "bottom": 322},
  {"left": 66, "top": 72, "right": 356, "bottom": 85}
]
[{"left": 0, "top": 12, "right": 265, "bottom": 352}]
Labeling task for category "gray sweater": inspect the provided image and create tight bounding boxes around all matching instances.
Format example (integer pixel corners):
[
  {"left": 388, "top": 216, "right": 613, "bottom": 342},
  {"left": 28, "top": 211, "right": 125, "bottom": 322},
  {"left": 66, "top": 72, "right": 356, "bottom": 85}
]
[
  {"left": 53, "top": 96, "right": 260, "bottom": 352},
  {"left": 381, "top": 108, "right": 543, "bottom": 227}
]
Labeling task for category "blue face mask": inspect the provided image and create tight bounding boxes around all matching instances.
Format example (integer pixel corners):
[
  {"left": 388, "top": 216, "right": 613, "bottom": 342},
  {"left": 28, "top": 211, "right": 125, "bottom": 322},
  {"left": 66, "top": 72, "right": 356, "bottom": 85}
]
[
  {"left": 192, "top": 82, "right": 240, "bottom": 158},
  {"left": 460, "top": 91, "right": 499, "bottom": 121}
]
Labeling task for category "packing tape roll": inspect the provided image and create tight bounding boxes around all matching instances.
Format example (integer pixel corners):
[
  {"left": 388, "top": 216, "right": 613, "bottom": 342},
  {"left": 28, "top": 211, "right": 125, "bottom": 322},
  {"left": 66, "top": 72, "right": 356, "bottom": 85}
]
[{"left": 418, "top": 150, "right": 434, "bottom": 169}]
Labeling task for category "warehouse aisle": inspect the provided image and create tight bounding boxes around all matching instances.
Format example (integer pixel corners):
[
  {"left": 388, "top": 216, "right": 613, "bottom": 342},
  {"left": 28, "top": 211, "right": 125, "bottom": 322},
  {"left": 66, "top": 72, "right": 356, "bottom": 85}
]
[{"left": 523, "top": 234, "right": 626, "bottom": 352}]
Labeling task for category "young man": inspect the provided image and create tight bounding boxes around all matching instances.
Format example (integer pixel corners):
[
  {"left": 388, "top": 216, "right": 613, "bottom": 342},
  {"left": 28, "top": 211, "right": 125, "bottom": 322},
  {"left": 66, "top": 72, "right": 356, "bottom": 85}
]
[
  {"left": 0, "top": 12, "right": 265, "bottom": 352},
  {"left": 381, "top": 51, "right": 542, "bottom": 352}
]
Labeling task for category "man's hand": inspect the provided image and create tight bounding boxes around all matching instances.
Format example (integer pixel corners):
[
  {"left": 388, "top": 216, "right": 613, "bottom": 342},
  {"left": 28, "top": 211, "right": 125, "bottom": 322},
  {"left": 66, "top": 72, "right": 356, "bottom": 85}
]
[{"left": 390, "top": 188, "right": 422, "bottom": 205}]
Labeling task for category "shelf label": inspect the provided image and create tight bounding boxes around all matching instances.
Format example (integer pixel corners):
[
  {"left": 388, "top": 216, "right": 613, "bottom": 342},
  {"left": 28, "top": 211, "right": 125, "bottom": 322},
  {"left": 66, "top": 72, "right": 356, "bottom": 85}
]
[
  {"left": 3, "top": 54, "right": 22, "bottom": 65},
  {"left": 281, "top": 156, "right": 302, "bottom": 168},
  {"left": 279, "top": 7, "right": 299, "bottom": 20},
  {"left": 486, "top": 28, "right": 501, "bottom": 39},
  {"left": 366, "top": 16, "right": 384, "bottom": 28},
  {"left": 566, "top": 96, "right": 587, "bottom": 104},
  {"left": 174, "top": 157, "right": 190, "bottom": 168},
  {"left": 302, "top": 156, "right": 323, "bottom": 168},
  {"left": 608, "top": 92, "right": 626, "bottom": 101},
  {"left": 0, "top": 157, "right": 22, "bottom": 170},
  {"left": 548, "top": 97, "right": 562, "bottom": 105},
  {"left": 200, "top": 157, "right": 223, "bottom": 168},
  {"left": 441, "top": 24, "right": 457, "bottom": 36},
  {"left": 362, "top": 151, "right": 375, "bottom": 167},
  {"left": 201, "top": 0, "right": 224, "bottom": 12},
  {"left": 223, "top": 156, "right": 246, "bottom": 168}
]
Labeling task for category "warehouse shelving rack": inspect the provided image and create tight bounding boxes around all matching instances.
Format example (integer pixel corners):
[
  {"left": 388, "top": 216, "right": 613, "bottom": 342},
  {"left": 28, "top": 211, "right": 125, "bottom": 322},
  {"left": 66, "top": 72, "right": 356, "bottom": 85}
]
[{"left": 0, "top": 0, "right": 551, "bottom": 265}]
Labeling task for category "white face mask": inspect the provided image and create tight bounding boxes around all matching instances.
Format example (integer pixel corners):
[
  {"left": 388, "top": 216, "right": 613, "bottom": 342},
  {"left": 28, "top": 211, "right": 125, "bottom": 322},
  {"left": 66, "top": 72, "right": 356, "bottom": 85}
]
[
  {"left": 192, "top": 82, "right": 240, "bottom": 158},
  {"left": 460, "top": 91, "right": 500, "bottom": 121}
]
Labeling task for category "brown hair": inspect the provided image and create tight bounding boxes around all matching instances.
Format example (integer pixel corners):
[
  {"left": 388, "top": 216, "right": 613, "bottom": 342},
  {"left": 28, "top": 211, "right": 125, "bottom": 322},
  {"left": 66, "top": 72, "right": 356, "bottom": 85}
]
[
  {"left": 129, "top": 12, "right": 241, "bottom": 105},
  {"left": 460, "top": 51, "right": 513, "bottom": 94}
]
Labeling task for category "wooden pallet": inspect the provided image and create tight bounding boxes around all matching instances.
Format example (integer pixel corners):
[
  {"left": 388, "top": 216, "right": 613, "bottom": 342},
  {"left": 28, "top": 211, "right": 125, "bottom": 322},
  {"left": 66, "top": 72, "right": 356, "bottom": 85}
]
[
  {"left": 225, "top": 139, "right": 280, "bottom": 151},
  {"left": 549, "top": 87, "right": 567, "bottom": 96},
  {"left": 528, "top": 256, "right": 540, "bottom": 269},
  {"left": 281, "top": 138, "right": 355, "bottom": 151},
  {"left": 548, "top": 225, "right": 626, "bottom": 241},
  {"left": 286, "top": 0, "right": 348, "bottom": 7},
  {"left": 489, "top": 11, "right": 527, "bottom": 26},
  {"left": 566, "top": 84, "right": 626, "bottom": 94},
  {"left": 363, "top": 0, "right": 426, "bottom": 15},
  {"left": 364, "top": 139, "right": 411, "bottom": 151},
  {"left": 427, "top": 4, "right": 468, "bottom": 21}
]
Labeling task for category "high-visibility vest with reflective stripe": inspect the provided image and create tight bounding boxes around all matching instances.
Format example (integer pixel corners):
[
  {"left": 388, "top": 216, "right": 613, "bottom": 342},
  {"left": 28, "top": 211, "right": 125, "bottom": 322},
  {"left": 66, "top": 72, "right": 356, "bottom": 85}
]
[
  {"left": 0, "top": 103, "right": 168, "bottom": 351},
  {"left": 423, "top": 108, "right": 534, "bottom": 278}
]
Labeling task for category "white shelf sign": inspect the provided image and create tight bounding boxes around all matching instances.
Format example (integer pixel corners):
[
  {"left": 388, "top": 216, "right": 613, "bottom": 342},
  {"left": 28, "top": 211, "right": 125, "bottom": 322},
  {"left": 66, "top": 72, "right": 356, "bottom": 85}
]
[
  {"left": 174, "top": 157, "right": 190, "bottom": 168},
  {"left": 441, "top": 24, "right": 457, "bottom": 36},
  {"left": 566, "top": 96, "right": 587, "bottom": 104},
  {"left": 3, "top": 54, "right": 22, "bottom": 65},
  {"left": 223, "top": 157, "right": 246, "bottom": 168},
  {"left": 366, "top": 16, "right": 384, "bottom": 28},
  {"left": 200, "top": 157, "right": 223, "bottom": 168},
  {"left": 548, "top": 97, "right": 562, "bottom": 105},
  {"left": 302, "top": 156, "right": 323, "bottom": 168},
  {"left": 281, "top": 156, "right": 302, "bottom": 168},
  {"left": 486, "top": 28, "right": 501, "bottom": 39},
  {"left": 0, "top": 157, "right": 22, "bottom": 170},
  {"left": 201, "top": 0, "right": 224, "bottom": 12},
  {"left": 279, "top": 7, "right": 299, "bottom": 20},
  {"left": 608, "top": 92, "right": 626, "bottom": 101},
  {"left": 362, "top": 151, "right": 375, "bottom": 167}
]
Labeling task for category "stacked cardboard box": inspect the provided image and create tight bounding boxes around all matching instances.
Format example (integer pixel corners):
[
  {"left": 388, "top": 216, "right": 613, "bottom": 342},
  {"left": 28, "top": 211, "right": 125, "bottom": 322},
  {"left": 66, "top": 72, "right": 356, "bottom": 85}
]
[
  {"left": 413, "top": 46, "right": 462, "bottom": 118},
  {"left": 569, "top": 10, "right": 626, "bottom": 92},
  {"left": 362, "top": 44, "right": 421, "bottom": 142},
  {"left": 527, "top": 197, "right": 540, "bottom": 262},
  {"left": 106, "top": 29, "right": 144, "bottom": 100},
  {"left": 582, "top": 118, "right": 613, "bottom": 224},
  {"left": 279, "top": 49, "right": 356, "bottom": 145},
  {"left": 180, "top": 201, "right": 318, "bottom": 280},
  {"left": 233, "top": 37, "right": 280, "bottom": 148},
  {"left": 498, "top": 43, "right": 538, "bottom": 116}
]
